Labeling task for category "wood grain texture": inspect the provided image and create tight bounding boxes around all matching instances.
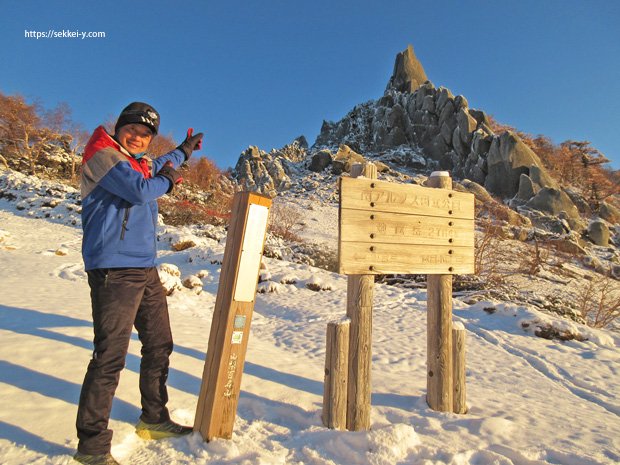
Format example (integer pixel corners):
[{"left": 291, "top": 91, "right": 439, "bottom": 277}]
[
  {"left": 426, "top": 173, "right": 454, "bottom": 413},
  {"left": 338, "top": 175, "right": 474, "bottom": 276},
  {"left": 340, "top": 177, "right": 474, "bottom": 219},
  {"left": 345, "top": 163, "right": 376, "bottom": 432},
  {"left": 194, "top": 192, "right": 271, "bottom": 441},
  {"left": 339, "top": 242, "right": 474, "bottom": 275},
  {"left": 323, "top": 321, "right": 350, "bottom": 430},
  {"left": 453, "top": 327, "right": 467, "bottom": 414},
  {"left": 341, "top": 209, "right": 474, "bottom": 247}
]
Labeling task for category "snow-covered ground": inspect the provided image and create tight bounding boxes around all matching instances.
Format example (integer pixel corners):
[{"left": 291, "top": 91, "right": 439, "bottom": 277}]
[{"left": 1, "top": 170, "right": 619, "bottom": 465}]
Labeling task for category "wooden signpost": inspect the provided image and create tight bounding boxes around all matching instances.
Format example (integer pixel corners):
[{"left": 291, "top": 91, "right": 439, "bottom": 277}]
[
  {"left": 194, "top": 191, "right": 271, "bottom": 441},
  {"left": 324, "top": 167, "right": 474, "bottom": 430},
  {"left": 338, "top": 176, "right": 474, "bottom": 275}
]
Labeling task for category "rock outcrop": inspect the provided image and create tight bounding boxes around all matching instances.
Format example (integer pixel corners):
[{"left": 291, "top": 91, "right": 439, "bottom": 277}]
[
  {"left": 233, "top": 139, "right": 307, "bottom": 197},
  {"left": 588, "top": 220, "right": 610, "bottom": 246},
  {"left": 230, "top": 44, "right": 616, "bottom": 242},
  {"left": 331, "top": 145, "right": 366, "bottom": 175},
  {"left": 313, "top": 45, "right": 582, "bottom": 231},
  {"left": 385, "top": 44, "right": 429, "bottom": 93}
]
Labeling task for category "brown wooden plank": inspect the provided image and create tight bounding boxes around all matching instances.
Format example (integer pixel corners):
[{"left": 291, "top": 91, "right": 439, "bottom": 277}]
[
  {"left": 426, "top": 172, "right": 454, "bottom": 413},
  {"left": 340, "top": 208, "right": 474, "bottom": 247},
  {"left": 345, "top": 162, "right": 376, "bottom": 432},
  {"left": 194, "top": 192, "right": 249, "bottom": 438},
  {"left": 340, "top": 177, "right": 474, "bottom": 220},
  {"left": 426, "top": 274, "right": 453, "bottom": 411},
  {"left": 346, "top": 274, "right": 373, "bottom": 431},
  {"left": 339, "top": 242, "right": 474, "bottom": 275},
  {"left": 323, "top": 320, "right": 350, "bottom": 430},
  {"left": 194, "top": 191, "right": 272, "bottom": 442}
]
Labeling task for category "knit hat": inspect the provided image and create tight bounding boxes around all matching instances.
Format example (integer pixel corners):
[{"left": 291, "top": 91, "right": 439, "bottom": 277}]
[{"left": 114, "top": 102, "right": 160, "bottom": 135}]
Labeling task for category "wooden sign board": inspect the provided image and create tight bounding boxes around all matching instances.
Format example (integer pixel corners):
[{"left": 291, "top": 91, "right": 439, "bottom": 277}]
[
  {"left": 194, "top": 192, "right": 271, "bottom": 441},
  {"left": 339, "top": 177, "right": 475, "bottom": 275}
]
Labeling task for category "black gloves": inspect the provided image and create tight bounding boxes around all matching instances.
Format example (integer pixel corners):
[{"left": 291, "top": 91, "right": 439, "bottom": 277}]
[
  {"left": 177, "top": 128, "right": 203, "bottom": 161},
  {"left": 157, "top": 162, "right": 183, "bottom": 193}
]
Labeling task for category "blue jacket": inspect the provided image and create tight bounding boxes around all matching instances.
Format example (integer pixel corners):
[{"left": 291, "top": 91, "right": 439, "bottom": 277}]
[{"left": 80, "top": 126, "right": 186, "bottom": 270}]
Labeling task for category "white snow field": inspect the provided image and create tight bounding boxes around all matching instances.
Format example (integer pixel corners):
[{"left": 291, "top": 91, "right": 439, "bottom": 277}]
[{"left": 1, "top": 175, "right": 619, "bottom": 464}]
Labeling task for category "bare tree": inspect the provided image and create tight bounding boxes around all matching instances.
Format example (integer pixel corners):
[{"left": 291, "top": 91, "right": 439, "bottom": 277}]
[
  {"left": 0, "top": 92, "right": 61, "bottom": 175},
  {"left": 576, "top": 273, "right": 620, "bottom": 328}
]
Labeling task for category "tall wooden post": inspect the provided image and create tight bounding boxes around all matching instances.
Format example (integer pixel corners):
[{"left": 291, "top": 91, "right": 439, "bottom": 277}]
[
  {"left": 346, "top": 162, "right": 376, "bottom": 431},
  {"left": 194, "top": 192, "right": 271, "bottom": 441},
  {"left": 426, "top": 171, "right": 454, "bottom": 412}
]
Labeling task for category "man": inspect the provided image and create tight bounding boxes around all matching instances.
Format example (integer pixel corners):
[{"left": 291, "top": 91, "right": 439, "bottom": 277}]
[{"left": 74, "top": 102, "right": 203, "bottom": 465}]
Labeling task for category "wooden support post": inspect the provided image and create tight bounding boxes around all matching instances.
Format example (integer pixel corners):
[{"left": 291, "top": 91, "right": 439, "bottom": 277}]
[
  {"left": 346, "top": 162, "right": 376, "bottom": 431},
  {"left": 452, "top": 325, "right": 467, "bottom": 414},
  {"left": 194, "top": 192, "right": 271, "bottom": 441},
  {"left": 426, "top": 171, "right": 454, "bottom": 412},
  {"left": 322, "top": 320, "right": 350, "bottom": 430}
]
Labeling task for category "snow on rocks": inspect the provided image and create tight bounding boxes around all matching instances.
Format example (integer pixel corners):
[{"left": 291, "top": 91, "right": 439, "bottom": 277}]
[
  {"left": 257, "top": 280, "right": 289, "bottom": 294},
  {"left": 159, "top": 226, "right": 219, "bottom": 252},
  {"left": 462, "top": 300, "right": 615, "bottom": 346},
  {"left": 182, "top": 274, "right": 203, "bottom": 294},
  {"left": 54, "top": 245, "right": 69, "bottom": 256},
  {"left": 0, "top": 169, "right": 82, "bottom": 227},
  {"left": 158, "top": 263, "right": 184, "bottom": 295},
  {"left": 305, "top": 274, "right": 334, "bottom": 291}
]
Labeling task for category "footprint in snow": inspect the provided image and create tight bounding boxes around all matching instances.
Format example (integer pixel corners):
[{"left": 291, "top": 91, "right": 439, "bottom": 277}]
[{"left": 53, "top": 262, "right": 87, "bottom": 281}]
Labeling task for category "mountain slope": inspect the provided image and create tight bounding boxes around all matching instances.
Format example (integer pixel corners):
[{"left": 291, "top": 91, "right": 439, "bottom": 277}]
[{"left": 1, "top": 170, "right": 619, "bottom": 465}]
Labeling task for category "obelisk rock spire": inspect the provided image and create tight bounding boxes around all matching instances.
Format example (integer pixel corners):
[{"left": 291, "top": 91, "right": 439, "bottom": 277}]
[{"left": 385, "top": 44, "right": 429, "bottom": 93}]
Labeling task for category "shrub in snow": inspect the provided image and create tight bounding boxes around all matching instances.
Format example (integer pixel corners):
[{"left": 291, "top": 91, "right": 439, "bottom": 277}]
[
  {"left": 278, "top": 274, "right": 299, "bottom": 285},
  {"left": 158, "top": 263, "right": 183, "bottom": 295},
  {"left": 185, "top": 247, "right": 221, "bottom": 264},
  {"left": 520, "top": 313, "right": 591, "bottom": 342},
  {"left": 575, "top": 273, "right": 620, "bottom": 328},
  {"left": 196, "top": 269, "right": 209, "bottom": 279},
  {"left": 532, "top": 323, "right": 586, "bottom": 342},
  {"left": 259, "top": 271, "right": 272, "bottom": 283},
  {"left": 257, "top": 281, "right": 287, "bottom": 294},
  {"left": 172, "top": 240, "right": 197, "bottom": 251},
  {"left": 306, "top": 275, "right": 333, "bottom": 292}
]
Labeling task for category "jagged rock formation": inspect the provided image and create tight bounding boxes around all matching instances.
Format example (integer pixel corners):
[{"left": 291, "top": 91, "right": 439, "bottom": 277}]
[
  {"left": 313, "top": 45, "right": 585, "bottom": 231},
  {"left": 385, "top": 44, "right": 429, "bottom": 93},
  {"left": 230, "top": 44, "right": 617, "bottom": 244},
  {"left": 233, "top": 140, "right": 307, "bottom": 198}
]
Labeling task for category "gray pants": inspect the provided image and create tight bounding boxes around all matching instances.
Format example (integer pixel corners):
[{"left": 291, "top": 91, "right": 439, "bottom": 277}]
[{"left": 76, "top": 267, "right": 173, "bottom": 455}]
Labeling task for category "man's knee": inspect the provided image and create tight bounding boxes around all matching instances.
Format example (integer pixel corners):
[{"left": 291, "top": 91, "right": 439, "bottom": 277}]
[{"left": 141, "top": 340, "right": 173, "bottom": 363}]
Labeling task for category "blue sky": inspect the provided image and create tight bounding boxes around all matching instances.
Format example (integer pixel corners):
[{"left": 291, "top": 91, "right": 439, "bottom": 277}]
[{"left": 1, "top": 0, "right": 619, "bottom": 169}]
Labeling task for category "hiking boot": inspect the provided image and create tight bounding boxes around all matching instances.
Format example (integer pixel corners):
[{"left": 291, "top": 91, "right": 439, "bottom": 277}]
[
  {"left": 73, "top": 451, "right": 120, "bottom": 465},
  {"left": 135, "top": 419, "right": 193, "bottom": 440}
]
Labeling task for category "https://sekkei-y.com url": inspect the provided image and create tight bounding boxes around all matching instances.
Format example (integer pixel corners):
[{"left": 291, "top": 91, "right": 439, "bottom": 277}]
[{"left": 24, "top": 29, "right": 106, "bottom": 40}]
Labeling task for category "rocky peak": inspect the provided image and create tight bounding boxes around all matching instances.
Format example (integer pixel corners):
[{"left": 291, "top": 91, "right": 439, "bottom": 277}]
[{"left": 385, "top": 44, "right": 429, "bottom": 93}]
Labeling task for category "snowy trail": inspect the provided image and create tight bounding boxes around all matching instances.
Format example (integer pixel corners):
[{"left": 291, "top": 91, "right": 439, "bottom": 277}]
[
  {"left": 1, "top": 202, "right": 620, "bottom": 464},
  {"left": 461, "top": 314, "right": 620, "bottom": 417}
]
